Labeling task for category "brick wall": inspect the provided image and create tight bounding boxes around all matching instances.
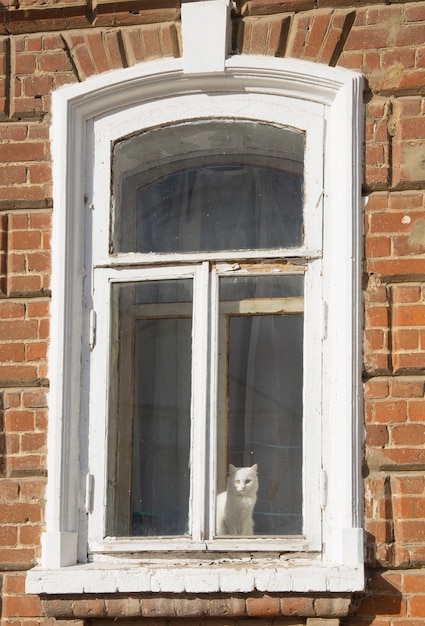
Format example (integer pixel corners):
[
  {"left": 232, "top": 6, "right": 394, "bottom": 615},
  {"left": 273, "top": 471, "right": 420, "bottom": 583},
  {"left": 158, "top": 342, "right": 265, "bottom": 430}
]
[{"left": 1, "top": 1, "right": 425, "bottom": 625}]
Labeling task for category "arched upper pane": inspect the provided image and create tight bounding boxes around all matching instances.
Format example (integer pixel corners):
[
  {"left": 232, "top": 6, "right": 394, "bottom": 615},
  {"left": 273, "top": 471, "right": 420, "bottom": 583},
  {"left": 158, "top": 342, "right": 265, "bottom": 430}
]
[{"left": 112, "top": 120, "right": 304, "bottom": 254}]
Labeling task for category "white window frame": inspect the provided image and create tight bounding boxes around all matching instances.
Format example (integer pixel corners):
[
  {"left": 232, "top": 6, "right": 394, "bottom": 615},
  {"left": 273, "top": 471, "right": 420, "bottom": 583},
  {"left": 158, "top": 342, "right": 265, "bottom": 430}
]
[
  {"left": 88, "top": 95, "right": 325, "bottom": 556},
  {"left": 26, "top": 3, "right": 364, "bottom": 595}
]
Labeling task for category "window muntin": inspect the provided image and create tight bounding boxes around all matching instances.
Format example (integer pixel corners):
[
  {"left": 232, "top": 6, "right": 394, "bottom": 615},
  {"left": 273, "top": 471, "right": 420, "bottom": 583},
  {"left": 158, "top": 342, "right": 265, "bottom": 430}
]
[{"left": 112, "top": 120, "right": 304, "bottom": 254}]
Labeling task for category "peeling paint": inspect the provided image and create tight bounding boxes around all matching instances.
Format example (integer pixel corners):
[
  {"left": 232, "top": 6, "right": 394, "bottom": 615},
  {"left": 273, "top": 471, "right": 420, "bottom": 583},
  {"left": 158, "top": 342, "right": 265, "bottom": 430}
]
[
  {"left": 402, "top": 144, "right": 425, "bottom": 182},
  {"left": 409, "top": 218, "right": 425, "bottom": 250}
]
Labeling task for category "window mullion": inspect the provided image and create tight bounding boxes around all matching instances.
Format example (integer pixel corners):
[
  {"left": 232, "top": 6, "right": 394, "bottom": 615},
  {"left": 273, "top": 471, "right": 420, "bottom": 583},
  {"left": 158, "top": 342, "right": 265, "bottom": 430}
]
[
  {"left": 302, "top": 258, "right": 323, "bottom": 547},
  {"left": 207, "top": 267, "right": 220, "bottom": 539},
  {"left": 190, "top": 262, "right": 210, "bottom": 542}
]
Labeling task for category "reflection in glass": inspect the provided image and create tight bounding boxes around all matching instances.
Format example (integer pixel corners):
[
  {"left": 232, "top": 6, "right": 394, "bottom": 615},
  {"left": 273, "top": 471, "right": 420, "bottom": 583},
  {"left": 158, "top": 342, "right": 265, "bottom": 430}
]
[
  {"left": 112, "top": 120, "right": 304, "bottom": 254},
  {"left": 107, "top": 280, "right": 193, "bottom": 537},
  {"left": 217, "top": 275, "right": 304, "bottom": 536}
]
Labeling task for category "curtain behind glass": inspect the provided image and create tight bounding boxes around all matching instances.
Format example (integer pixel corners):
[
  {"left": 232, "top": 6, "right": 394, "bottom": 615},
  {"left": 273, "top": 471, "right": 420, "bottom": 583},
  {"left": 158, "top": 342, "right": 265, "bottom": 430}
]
[
  {"left": 112, "top": 120, "right": 304, "bottom": 254},
  {"left": 108, "top": 280, "right": 192, "bottom": 537},
  {"left": 220, "top": 275, "right": 304, "bottom": 536},
  {"left": 132, "top": 317, "right": 191, "bottom": 536},
  {"left": 134, "top": 166, "right": 302, "bottom": 253},
  {"left": 229, "top": 315, "right": 303, "bottom": 535}
]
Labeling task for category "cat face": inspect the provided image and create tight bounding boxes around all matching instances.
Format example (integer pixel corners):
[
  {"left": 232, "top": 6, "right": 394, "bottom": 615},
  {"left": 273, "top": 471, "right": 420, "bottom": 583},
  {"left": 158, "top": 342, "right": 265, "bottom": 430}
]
[{"left": 228, "top": 464, "right": 258, "bottom": 495}]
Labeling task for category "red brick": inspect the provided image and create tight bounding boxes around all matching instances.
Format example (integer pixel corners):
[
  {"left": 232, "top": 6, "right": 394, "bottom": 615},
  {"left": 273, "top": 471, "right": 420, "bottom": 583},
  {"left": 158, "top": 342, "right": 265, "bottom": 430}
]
[
  {"left": 382, "top": 48, "right": 415, "bottom": 71},
  {"left": 404, "top": 572, "right": 425, "bottom": 593},
  {"left": 0, "top": 344, "right": 25, "bottom": 362},
  {"left": 357, "top": 594, "right": 406, "bottom": 617},
  {"left": 5, "top": 410, "right": 35, "bottom": 432},
  {"left": 104, "top": 597, "right": 143, "bottom": 617},
  {"left": 2, "top": 595, "right": 42, "bottom": 618},
  {"left": 19, "top": 479, "right": 46, "bottom": 500},
  {"left": 8, "top": 454, "right": 45, "bottom": 473},
  {"left": 391, "top": 379, "right": 424, "bottom": 398},
  {"left": 365, "top": 520, "right": 393, "bottom": 544},
  {"left": 392, "top": 285, "right": 422, "bottom": 303},
  {"left": 365, "top": 328, "right": 387, "bottom": 351},
  {"left": 0, "top": 143, "right": 46, "bottom": 162},
  {"left": 0, "top": 480, "right": 20, "bottom": 502},
  {"left": 87, "top": 32, "right": 110, "bottom": 74},
  {"left": 397, "top": 520, "right": 425, "bottom": 543},
  {"left": 103, "top": 30, "right": 125, "bottom": 69},
  {"left": 393, "top": 496, "right": 425, "bottom": 519},
  {"left": 0, "top": 302, "right": 25, "bottom": 319},
  {"left": 409, "top": 400, "right": 425, "bottom": 421},
  {"left": 0, "top": 502, "right": 41, "bottom": 524},
  {"left": 0, "top": 321, "right": 38, "bottom": 340},
  {"left": 70, "top": 41, "right": 96, "bottom": 78},
  {"left": 391, "top": 474, "right": 425, "bottom": 496},
  {"left": 0, "top": 547, "right": 37, "bottom": 565},
  {"left": 0, "top": 165, "right": 26, "bottom": 186},
  {"left": 393, "top": 329, "right": 420, "bottom": 352},
  {"left": 366, "top": 305, "right": 389, "bottom": 327},
  {"left": 2, "top": 572, "right": 26, "bottom": 594},
  {"left": 280, "top": 595, "right": 315, "bottom": 616},
  {"left": 394, "top": 353, "right": 425, "bottom": 371},
  {"left": 303, "top": 10, "right": 331, "bottom": 59},
  {"left": 364, "top": 379, "right": 389, "bottom": 398},
  {"left": 27, "top": 251, "right": 51, "bottom": 272},
  {"left": 366, "top": 424, "right": 388, "bottom": 447},
  {"left": 391, "top": 423, "right": 425, "bottom": 446},
  {"left": 365, "top": 283, "right": 388, "bottom": 304},
  {"left": 9, "top": 230, "right": 42, "bottom": 251},
  {"left": 27, "top": 163, "right": 51, "bottom": 184},
  {"left": 0, "top": 524, "right": 18, "bottom": 546},
  {"left": 246, "top": 594, "right": 280, "bottom": 616},
  {"left": 365, "top": 236, "right": 391, "bottom": 258},
  {"left": 21, "top": 431, "right": 46, "bottom": 452},
  {"left": 19, "top": 523, "right": 42, "bottom": 545},
  {"left": 8, "top": 275, "right": 43, "bottom": 294},
  {"left": 374, "top": 400, "right": 408, "bottom": 423}
]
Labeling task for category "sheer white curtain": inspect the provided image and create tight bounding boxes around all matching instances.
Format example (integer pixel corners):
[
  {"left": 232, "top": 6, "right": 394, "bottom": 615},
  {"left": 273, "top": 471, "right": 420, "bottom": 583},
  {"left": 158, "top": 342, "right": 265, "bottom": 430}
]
[
  {"left": 135, "top": 165, "right": 302, "bottom": 253},
  {"left": 127, "top": 164, "right": 303, "bottom": 537},
  {"left": 238, "top": 313, "right": 303, "bottom": 535},
  {"left": 131, "top": 316, "right": 192, "bottom": 536}
]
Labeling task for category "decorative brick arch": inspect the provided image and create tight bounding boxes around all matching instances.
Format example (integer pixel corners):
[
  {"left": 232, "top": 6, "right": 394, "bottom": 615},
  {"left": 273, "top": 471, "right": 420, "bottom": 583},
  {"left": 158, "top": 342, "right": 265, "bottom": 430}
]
[{"left": 59, "top": 10, "right": 356, "bottom": 81}]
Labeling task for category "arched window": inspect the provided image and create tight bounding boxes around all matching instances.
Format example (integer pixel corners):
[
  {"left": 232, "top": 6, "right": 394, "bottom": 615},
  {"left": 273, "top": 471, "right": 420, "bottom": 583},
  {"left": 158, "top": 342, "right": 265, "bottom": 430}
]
[{"left": 27, "top": 1, "right": 364, "bottom": 595}]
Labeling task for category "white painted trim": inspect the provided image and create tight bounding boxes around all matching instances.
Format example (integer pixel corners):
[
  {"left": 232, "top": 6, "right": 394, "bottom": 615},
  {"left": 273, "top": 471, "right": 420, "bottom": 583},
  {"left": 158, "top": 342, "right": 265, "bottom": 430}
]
[
  {"left": 181, "top": 0, "right": 231, "bottom": 74},
  {"left": 27, "top": 560, "right": 364, "bottom": 594},
  {"left": 92, "top": 93, "right": 323, "bottom": 263},
  {"left": 31, "top": 51, "right": 364, "bottom": 593}
]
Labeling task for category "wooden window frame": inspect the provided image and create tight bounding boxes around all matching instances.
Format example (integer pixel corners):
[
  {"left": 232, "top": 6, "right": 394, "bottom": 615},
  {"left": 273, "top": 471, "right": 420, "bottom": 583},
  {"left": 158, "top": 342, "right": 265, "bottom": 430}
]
[{"left": 27, "top": 39, "right": 364, "bottom": 594}]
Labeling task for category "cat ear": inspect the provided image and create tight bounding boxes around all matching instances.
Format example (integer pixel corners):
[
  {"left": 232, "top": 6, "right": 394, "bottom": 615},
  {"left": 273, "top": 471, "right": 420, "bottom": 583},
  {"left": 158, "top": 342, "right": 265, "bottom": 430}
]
[
  {"left": 228, "top": 464, "right": 237, "bottom": 474},
  {"left": 251, "top": 464, "right": 258, "bottom": 473}
]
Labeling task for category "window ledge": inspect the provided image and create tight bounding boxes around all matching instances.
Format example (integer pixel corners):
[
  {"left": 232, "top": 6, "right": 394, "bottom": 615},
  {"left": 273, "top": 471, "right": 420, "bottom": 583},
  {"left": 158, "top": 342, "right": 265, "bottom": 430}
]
[{"left": 26, "top": 558, "right": 363, "bottom": 595}]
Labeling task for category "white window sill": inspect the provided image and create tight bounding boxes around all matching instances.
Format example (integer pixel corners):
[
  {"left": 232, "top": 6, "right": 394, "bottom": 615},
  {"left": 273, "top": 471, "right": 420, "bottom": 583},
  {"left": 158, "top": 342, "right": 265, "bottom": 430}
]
[{"left": 26, "top": 558, "right": 364, "bottom": 594}]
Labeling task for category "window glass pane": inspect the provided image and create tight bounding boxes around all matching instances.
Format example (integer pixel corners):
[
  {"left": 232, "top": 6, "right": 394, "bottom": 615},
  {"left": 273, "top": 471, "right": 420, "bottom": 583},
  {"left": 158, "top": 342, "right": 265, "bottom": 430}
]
[
  {"left": 216, "top": 275, "right": 303, "bottom": 536},
  {"left": 107, "top": 280, "right": 193, "bottom": 537},
  {"left": 219, "top": 273, "right": 304, "bottom": 300},
  {"left": 112, "top": 121, "right": 304, "bottom": 254}
]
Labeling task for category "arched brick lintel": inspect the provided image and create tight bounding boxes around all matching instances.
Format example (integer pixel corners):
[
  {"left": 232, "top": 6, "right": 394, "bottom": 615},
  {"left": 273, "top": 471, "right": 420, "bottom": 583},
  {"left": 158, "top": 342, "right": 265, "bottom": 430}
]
[
  {"left": 60, "top": 9, "right": 357, "bottom": 83},
  {"left": 235, "top": 10, "right": 356, "bottom": 66}
]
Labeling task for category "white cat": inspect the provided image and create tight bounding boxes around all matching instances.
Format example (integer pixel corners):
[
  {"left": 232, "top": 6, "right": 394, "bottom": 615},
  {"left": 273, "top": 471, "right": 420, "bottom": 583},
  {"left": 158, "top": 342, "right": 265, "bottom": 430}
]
[{"left": 216, "top": 464, "right": 258, "bottom": 536}]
